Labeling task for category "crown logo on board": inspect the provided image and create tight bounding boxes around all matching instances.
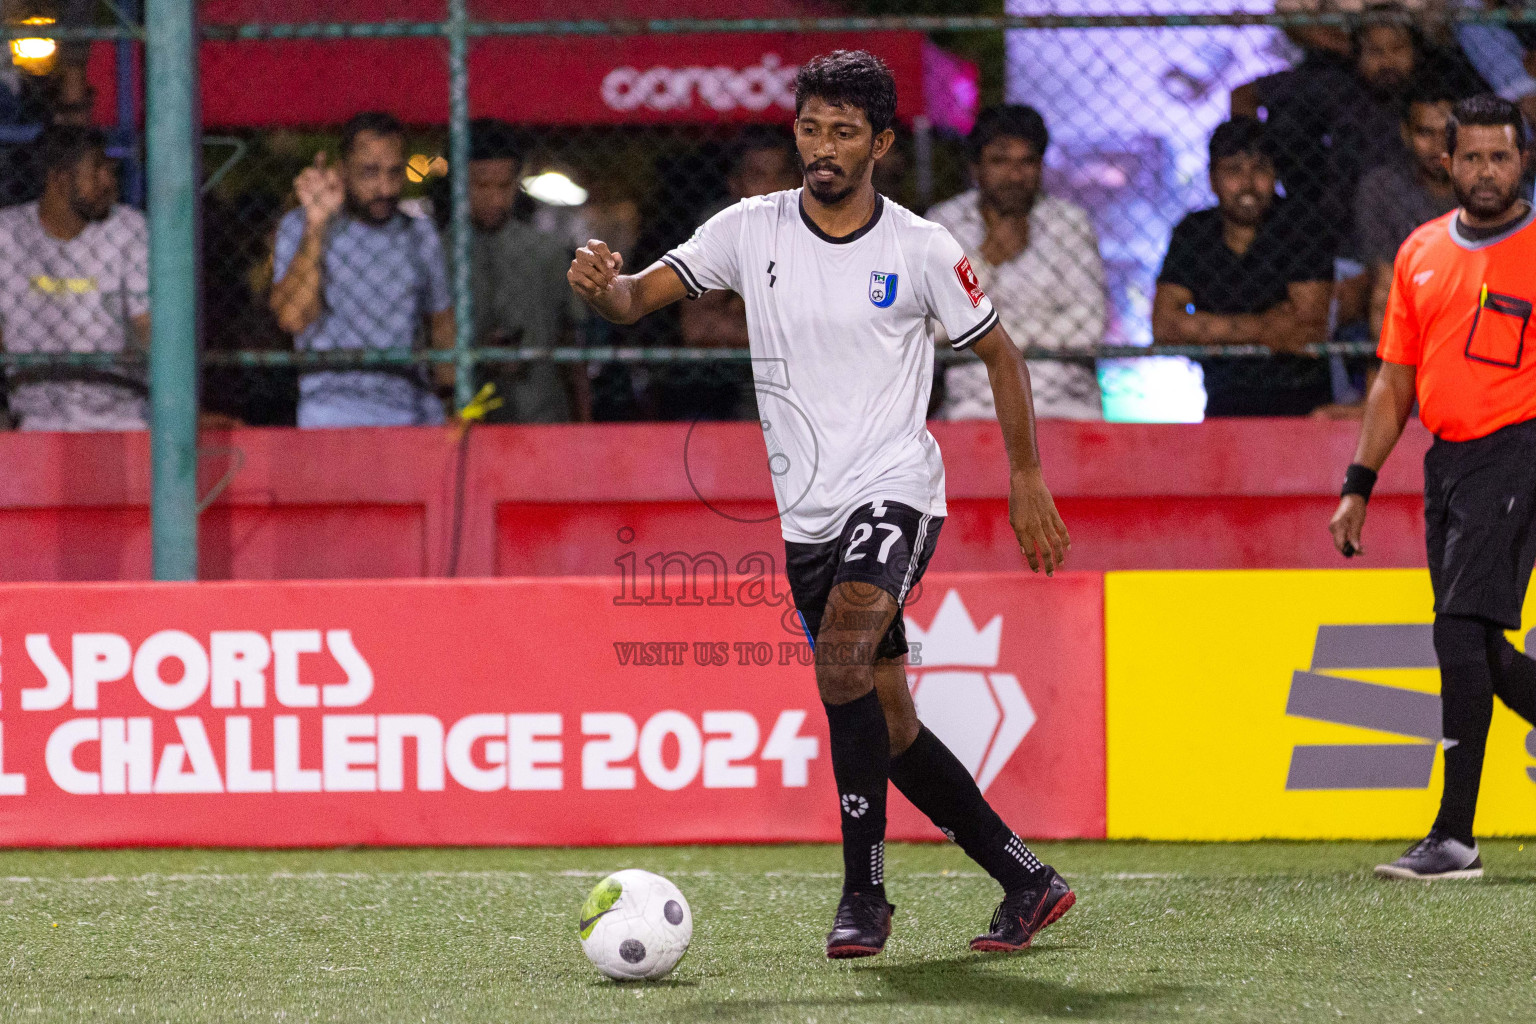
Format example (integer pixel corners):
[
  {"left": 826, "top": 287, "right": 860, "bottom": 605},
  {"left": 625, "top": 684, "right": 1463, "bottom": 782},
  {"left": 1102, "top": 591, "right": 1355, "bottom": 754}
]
[{"left": 904, "top": 589, "right": 1001, "bottom": 668}]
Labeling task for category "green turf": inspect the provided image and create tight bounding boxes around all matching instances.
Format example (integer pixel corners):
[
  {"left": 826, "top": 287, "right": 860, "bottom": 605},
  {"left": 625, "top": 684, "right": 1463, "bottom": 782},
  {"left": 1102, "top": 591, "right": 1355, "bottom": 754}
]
[{"left": 1, "top": 840, "right": 1534, "bottom": 1022}]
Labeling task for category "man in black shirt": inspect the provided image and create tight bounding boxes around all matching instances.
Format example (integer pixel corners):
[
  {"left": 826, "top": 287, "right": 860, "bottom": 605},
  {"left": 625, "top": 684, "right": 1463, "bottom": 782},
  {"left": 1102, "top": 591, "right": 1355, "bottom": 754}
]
[{"left": 1153, "top": 118, "right": 1335, "bottom": 416}]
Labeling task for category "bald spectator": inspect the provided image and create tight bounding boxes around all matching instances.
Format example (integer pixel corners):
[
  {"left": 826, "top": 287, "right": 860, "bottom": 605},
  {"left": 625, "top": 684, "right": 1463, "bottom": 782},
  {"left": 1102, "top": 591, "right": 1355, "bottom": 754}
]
[{"left": 927, "top": 105, "right": 1107, "bottom": 420}]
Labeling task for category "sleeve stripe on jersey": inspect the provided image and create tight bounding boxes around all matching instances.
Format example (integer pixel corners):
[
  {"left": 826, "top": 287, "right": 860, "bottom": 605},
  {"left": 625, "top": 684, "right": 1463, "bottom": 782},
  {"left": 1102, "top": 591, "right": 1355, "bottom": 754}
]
[
  {"left": 949, "top": 309, "right": 999, "bottom": 351},
  {"left": 660, "top": 254, "right": 704, "bottom": 299}
]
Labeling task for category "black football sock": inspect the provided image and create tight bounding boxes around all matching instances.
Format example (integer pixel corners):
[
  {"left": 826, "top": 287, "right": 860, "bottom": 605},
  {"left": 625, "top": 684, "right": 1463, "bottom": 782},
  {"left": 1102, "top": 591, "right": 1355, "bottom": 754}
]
[
  {"left": 888, "top": 725, "right": 1044, "bottom": 894},
  {"left": 1431, "top": 615, "right": 1495, "bottom": 846},
  {"left": 824, "top": 690, "right": 889, "bottom": 898},
  {"left": 1488, "top": 632, "right": 1536, "bottom": 726}
]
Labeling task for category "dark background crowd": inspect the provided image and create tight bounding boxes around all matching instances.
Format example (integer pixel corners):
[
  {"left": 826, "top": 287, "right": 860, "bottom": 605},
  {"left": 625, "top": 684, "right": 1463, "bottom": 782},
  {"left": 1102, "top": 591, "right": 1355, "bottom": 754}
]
[{"left": 0, "top": 0, "right": 1532, "bottom": 429}]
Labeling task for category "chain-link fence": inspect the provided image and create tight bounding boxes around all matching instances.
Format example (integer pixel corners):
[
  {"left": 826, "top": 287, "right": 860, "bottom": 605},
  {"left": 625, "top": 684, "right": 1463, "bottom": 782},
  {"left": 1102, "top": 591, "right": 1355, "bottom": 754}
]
[{"left": 2, "top": 0, "right": 1532, "bottom": 429}]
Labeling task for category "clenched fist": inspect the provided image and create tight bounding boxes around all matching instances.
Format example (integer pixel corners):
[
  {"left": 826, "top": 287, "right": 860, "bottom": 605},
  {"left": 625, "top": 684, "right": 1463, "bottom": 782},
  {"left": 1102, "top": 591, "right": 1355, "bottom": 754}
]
[{"left": 568, "top": 239, "right": 624, "bottom": 302}]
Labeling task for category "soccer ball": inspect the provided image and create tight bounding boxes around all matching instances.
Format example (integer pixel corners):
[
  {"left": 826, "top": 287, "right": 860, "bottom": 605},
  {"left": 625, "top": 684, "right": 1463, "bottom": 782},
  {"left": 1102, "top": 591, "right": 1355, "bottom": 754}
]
[{"left": 578, "top": 869, "right": 693, "bottom": 981}]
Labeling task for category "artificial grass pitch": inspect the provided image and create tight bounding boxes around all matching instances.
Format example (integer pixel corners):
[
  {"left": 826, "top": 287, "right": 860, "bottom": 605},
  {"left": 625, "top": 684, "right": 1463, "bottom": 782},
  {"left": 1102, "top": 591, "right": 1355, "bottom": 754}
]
[{"left": 0, "top": 841, "right": 1534, "bottom": 1022}]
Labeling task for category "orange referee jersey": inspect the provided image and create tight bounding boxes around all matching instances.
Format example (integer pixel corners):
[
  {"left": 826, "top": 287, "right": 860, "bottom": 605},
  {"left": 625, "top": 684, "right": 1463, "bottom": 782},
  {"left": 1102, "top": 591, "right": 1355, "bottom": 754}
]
[{"left": 1379, "top": 207, "right": 1536, "bottom": 441}]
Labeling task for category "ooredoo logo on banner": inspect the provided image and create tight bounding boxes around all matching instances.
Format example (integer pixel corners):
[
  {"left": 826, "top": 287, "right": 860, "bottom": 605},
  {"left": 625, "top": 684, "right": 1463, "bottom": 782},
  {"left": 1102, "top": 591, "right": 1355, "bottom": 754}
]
[{"left": 0, "top": 572, "right": 1104, "bottom": 847}]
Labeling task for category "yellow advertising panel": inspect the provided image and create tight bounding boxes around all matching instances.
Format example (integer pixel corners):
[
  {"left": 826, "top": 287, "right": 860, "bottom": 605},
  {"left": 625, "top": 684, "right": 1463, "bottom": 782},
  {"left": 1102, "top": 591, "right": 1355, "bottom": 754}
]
[{"left": 1106, "top": 570, "right": 1536, "bottom": 839}]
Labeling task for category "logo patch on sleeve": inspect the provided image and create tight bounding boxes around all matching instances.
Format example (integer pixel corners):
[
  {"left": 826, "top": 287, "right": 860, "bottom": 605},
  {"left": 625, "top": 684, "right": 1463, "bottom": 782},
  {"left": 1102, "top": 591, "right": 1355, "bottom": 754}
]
[{"left": 954, "top": 256, "right": 985, "bottom": 308}]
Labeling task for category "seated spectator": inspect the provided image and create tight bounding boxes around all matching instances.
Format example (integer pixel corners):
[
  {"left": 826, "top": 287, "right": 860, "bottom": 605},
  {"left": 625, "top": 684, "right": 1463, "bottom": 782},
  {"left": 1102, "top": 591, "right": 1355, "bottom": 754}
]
[
  {"left": 270, "top": 111, "right": 453, "bottom": 428},
  {"left": 464, "top": 119, "right": 588, "bottom": 423},
  {"left": 0, "top": 124, "right": 149, "bottom": 431},
  {"left": 1235, "top": 2, "right": 1482, "bottom": 251},
  {"left": 1356, "top": 80, "right": 1459, "bottom": 339},
  {"left": 658, "top": 126, "right": 800, "bottom": 421},
  {"left": 1152, "top": 118, "right": 1335, "bottom": 416},
  {"left": 926, "top": 104, "right": 1106, "bottom": 420}
]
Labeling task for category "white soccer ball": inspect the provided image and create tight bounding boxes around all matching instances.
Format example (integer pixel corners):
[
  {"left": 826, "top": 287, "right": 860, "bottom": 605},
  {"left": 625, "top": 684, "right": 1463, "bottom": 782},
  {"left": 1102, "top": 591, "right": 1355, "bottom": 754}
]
[{"left": 578, "top": 868, "right": 693, "bottom": 981}]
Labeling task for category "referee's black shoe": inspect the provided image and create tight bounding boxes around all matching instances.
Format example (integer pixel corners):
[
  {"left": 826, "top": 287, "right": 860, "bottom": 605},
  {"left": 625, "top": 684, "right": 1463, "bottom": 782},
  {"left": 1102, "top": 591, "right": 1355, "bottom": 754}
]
[
  {"left": 825, "top": 891, "right": 894, "bottom": 959},
  {"left": 970, "top": 867, "right": 1076, "bottom": 953},
  {"left": 1375, "top": 831, "right": 1484, "bottom": 880}
]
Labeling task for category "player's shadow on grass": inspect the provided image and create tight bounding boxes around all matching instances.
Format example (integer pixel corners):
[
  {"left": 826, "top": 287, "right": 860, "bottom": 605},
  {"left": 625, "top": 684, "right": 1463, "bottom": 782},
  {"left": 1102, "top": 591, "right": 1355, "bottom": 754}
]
[{"left": 680, "top": 956, "right": 1188, "bottom": 1020}]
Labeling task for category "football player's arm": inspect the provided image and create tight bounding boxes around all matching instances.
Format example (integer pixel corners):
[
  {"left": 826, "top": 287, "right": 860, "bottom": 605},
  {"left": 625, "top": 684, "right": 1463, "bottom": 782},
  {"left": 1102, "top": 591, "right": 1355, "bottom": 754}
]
[
  {"left": 568, "top": 240, "right": 688, "bottom": 325},
  {"left": 973, "top": 322, "right": 1071, "bottom": 576}
]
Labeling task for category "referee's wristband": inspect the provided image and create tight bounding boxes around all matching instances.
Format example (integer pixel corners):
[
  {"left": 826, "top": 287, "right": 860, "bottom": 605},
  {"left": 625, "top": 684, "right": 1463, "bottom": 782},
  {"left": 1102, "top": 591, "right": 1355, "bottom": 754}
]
[{"left": 1341, "top": 463, "right": 1378, "bottom": 503}]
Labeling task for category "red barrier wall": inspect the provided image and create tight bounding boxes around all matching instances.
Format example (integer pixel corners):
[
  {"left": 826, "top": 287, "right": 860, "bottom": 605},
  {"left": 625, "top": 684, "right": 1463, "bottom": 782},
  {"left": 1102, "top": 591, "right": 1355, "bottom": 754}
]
[
  {"left": 0, "top": 572, "right": 1103, "bottom": 846},
  {"left": 0, "top": 418, "right": 1434, "bottom": 582}
]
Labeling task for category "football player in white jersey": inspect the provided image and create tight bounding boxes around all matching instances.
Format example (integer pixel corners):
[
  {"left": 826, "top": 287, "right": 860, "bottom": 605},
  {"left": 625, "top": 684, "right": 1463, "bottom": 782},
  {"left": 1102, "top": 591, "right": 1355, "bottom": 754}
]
[{"left": 570, "top": 49, "right": 1074, "bottom": 959}]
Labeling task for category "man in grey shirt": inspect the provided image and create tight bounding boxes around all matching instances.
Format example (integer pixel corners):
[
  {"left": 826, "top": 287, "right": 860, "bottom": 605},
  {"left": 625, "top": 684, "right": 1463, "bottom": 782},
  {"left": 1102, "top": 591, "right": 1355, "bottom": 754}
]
[
  {"left": 1354, "top": 82, "right": 1460, "bottom": 340},
  {"left": 270, "top": 111, "right": 454, "bottom": 428},
  {"left": 464, "top": 119, "right": 587, "bottom": 422},
  {"left": 0, "top": 125, "right": 149, "bottom": 430}
]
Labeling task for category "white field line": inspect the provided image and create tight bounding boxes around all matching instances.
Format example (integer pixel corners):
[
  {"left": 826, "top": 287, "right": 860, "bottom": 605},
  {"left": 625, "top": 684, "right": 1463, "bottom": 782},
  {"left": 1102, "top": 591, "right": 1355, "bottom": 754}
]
[{"left": 0, "top": 868, "right": 1186, "bottom": 885}]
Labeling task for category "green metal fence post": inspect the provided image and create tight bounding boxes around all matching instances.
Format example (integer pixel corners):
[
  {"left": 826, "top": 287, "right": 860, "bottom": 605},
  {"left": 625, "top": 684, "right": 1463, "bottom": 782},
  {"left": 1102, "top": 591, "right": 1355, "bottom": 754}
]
[
  {"left": 447, "top": 0, "right": 474, "bottom": 412},
  {"left": 146, "top": 0, "right": 201, "bottom": 580}
]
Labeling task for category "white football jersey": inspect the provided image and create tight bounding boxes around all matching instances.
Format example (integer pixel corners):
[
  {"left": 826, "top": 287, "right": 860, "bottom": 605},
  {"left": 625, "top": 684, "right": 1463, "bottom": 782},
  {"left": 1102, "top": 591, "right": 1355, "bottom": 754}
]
[{"left": 662, "top": 190, "right": 999, "bottom": 544}]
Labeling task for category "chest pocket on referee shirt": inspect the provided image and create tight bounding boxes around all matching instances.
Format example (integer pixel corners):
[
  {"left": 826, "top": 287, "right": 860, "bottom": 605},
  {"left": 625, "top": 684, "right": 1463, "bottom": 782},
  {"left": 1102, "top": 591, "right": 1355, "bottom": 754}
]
[{"left": 1465, "top": 290, "right": 1533, "bottom": 369}]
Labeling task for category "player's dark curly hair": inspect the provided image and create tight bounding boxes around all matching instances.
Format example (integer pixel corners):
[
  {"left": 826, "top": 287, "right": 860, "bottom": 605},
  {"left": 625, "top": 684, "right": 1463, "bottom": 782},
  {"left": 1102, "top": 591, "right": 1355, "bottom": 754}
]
[
  {"left": 794, "top": 50, "right": 898, "bottom": 135},
  {"left": 1448, "top": 94, "right": 1527, "bottom": 155},
  {"left": 967, "top": 105, "right": 1050, "bottom": 162}
]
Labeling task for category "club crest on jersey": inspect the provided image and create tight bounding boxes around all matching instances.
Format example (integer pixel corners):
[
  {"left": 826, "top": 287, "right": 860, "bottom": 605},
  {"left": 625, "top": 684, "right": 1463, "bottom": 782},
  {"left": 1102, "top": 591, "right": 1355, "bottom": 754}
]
[{"left": 869, "top": 271, "right": 899, "bottom": 308}]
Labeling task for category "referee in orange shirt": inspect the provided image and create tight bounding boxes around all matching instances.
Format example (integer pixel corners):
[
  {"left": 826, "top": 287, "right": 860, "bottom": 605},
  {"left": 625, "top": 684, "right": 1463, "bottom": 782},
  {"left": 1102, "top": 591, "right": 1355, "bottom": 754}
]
[{"left": 1331, "top": 95, "right": 1536, "bottom": 880}]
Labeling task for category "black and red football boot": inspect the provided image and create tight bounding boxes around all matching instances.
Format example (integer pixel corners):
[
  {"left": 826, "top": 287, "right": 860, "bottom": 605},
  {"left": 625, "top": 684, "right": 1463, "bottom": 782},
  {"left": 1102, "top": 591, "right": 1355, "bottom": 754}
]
[{"left": 969, "top": 867, "right": 1075, "bottom": 953}]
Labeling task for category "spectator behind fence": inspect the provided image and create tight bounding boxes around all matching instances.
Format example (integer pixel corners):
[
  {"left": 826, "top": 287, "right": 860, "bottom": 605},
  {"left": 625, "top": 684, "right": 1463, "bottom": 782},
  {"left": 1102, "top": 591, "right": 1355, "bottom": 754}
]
[
  {"left": 270, "top": 112, "right": 453, "bottom": 428},
  {"left": 656, "top": 126, "right": 800, "bottom": 421},
  {"left": 0, "top": 125, "right": 148, "bottom": 431},
  {"left": 926, "top": 105, "right": 1106, "bottom": 420},
  {"left": 1236, "top": 3, "right": 1482, "bottom": 250},
  {"left": 1355, "top": 80, "right": 1459, "bottom": 340},
  {"left": 1456, "top": 0, "right": 1536, "bottom": 129},
  {"left": 1153, "top": 118, "right": 1335, "bottom": 417},
  {"left": 464, "top": 119, "right": 588, "bottom": 422}
]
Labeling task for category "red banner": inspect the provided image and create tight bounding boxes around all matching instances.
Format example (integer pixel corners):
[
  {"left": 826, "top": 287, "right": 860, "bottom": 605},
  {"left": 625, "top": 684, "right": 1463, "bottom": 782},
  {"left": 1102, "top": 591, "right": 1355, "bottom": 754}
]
[
  {"left": 88, "top": 33, "right": 930, "bottom": 129},
  {"left": 0, "top": 572, "right": 1103, "bottom": 846}
]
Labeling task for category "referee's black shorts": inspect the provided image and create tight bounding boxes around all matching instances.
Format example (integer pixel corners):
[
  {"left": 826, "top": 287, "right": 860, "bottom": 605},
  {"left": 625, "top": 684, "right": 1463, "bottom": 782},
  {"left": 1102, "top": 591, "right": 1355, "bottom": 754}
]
[
  {"left": 1425, "top": 416, "right": 1536, "bottom": 630},
  {"left": 785, "top": 499, "right": 943, "bottom": 661}
]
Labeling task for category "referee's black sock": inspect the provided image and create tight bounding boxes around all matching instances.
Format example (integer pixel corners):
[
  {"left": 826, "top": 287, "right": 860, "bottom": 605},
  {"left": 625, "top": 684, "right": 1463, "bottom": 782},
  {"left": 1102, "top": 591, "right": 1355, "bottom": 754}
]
[
  {"left": 888, "top": 725, "right": 1045, "bottom": 894},
  {"left": 824, "top": 690, "right": 889, "bottom": 898},
  {"left": 1432, "top": 615, "right": 1496, "bottom": 846}
]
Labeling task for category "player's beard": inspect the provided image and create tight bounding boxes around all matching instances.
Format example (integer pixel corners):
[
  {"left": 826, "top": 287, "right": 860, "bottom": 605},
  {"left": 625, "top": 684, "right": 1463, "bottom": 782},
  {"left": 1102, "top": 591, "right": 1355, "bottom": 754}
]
[
  {"left": 802, "top": 155, "right": 867, "bottom": 206},
  {"left": 1453, "top": 175, "right": 1526, "bottom": 223}
]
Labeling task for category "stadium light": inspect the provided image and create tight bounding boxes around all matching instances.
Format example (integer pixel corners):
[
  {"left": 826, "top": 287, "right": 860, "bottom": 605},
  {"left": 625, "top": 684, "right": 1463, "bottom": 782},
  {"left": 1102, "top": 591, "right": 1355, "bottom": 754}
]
[
  {"left": 522, "top": 170, "right": 587, "bottom": 207},
  {"left": 10, "top": 16, "right": 57, "bottom": 75}
]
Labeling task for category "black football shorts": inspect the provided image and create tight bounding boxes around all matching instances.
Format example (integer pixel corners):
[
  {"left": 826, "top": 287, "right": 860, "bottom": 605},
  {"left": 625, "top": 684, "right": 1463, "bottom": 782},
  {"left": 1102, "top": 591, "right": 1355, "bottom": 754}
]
[
  {"left": 1425, "top": 416, "right": 1536, "bottom": 630},
  {"left": 785, "top": 498, "right": 943, "bottom": 661}
]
